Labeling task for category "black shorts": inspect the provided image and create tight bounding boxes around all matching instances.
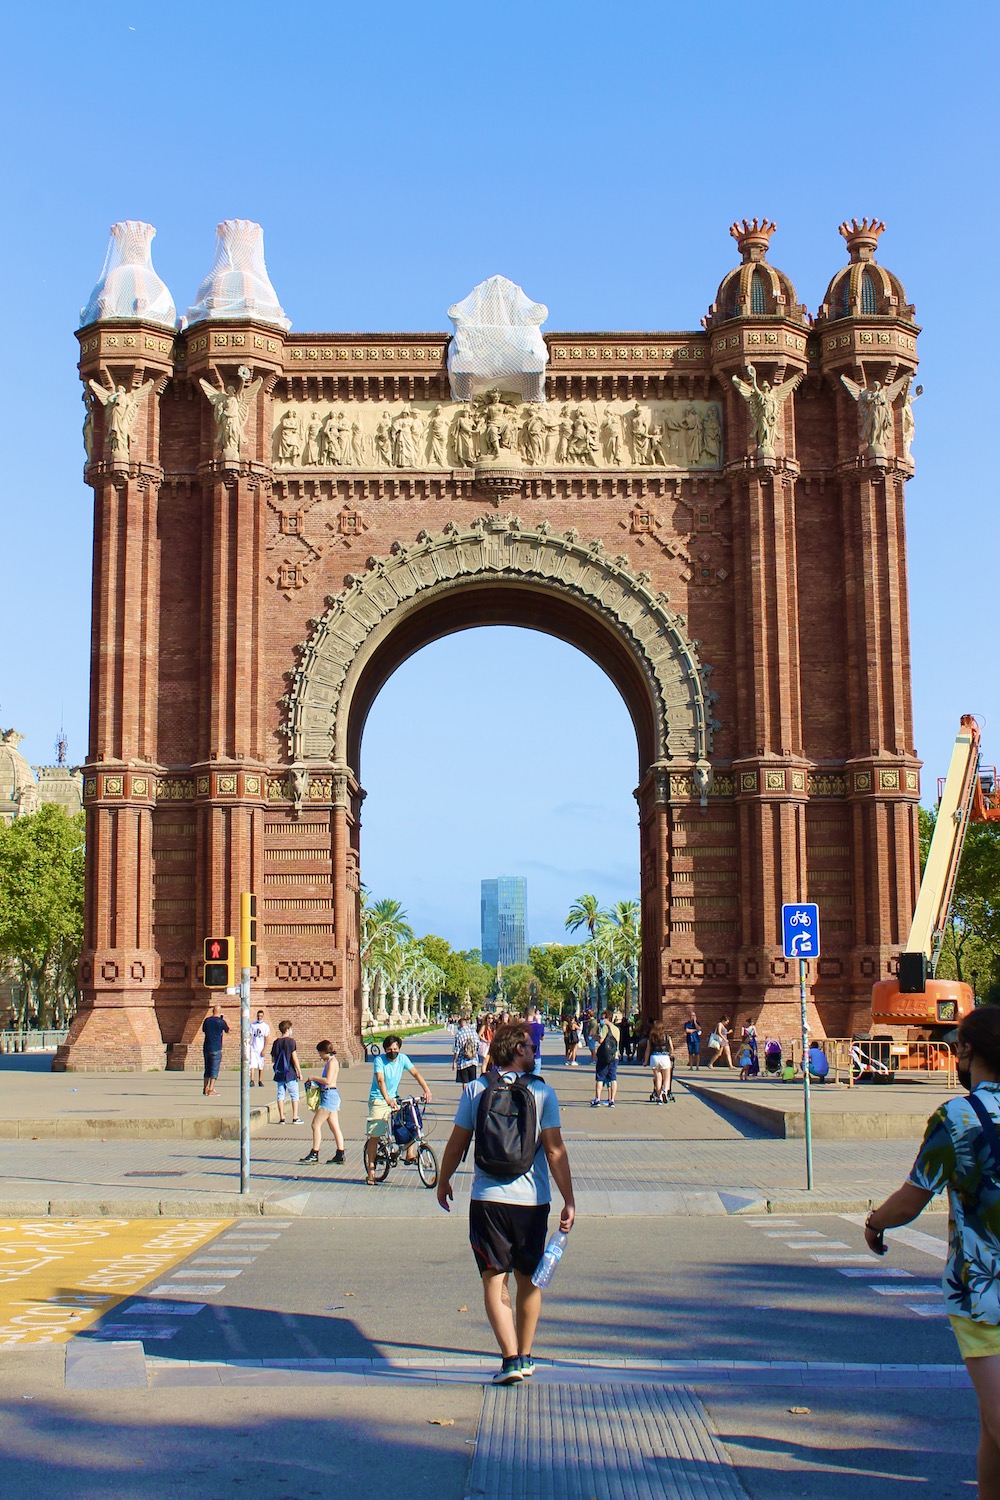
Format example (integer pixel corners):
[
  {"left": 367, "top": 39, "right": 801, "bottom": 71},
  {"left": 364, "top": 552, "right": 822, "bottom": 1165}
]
[
  {"left": 456, "top": 1064, "right": 478, "bottom": 1086},
  {"left": 469, "top": 1200, "right": 549, "bottom": 1277}
]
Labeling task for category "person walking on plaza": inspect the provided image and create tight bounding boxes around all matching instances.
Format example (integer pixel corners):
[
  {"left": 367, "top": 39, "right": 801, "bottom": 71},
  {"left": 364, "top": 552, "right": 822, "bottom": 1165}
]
[
  {"left": 739, "top": 1021, "right": 760, "bottom": 1081},
  {"left": 453, "top": 1008, "right": 479, "bottom": 1087},
  {"left": 684, "top": 1010, "right": 701, "bottom": 1069},
  {"left": 201, "top": 1004, "right": 229, "bottom": 1096},
  {"left": 364, "top": 1034, "right": 433, "bottom": 1185},
  {"left": 562, "top": 1015, "right": 580, "bottom": 1066},
  {"left": 271, "top": 1019, "right": 303, "bottom": 1124},
  {"left": 249, "top": 1009, "right": 270, "bottom": 1087},
  {"left": 583, "top": 1009, "right": 599, "bottom": 1063},
  {"left": 865, "top": 1007, "right": 1000, "bottom": 1500},
  {"left": 707, "top": 1016, "right": 733, "bottom": 1068},
  {"left": 644, "top": 1022, "right": 674, "bottom": 1102},
  {"left": 526, "top": 1007, "right": 545, "bottom": 1068},
  {"left": 436, "top": 1020, "right": 576, "bottom": 1385},
  {"left": 591, "top": 1008, "right": 620, "bottom": 1108},
  {"left": 300, "top": 1040, "right": 345, "bottom": 1165}
]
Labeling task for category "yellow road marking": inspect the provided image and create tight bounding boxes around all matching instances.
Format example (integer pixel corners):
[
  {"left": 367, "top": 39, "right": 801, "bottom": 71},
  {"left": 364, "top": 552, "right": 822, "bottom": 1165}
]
[{"left": 0, "top": 1219, "right": 231, "bottom": 1345}]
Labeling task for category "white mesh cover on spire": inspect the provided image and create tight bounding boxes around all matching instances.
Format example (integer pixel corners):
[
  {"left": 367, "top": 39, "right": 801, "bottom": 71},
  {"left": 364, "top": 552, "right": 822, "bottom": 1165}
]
[
  {"left": 185, "top": 219, "right": 290, "bottom": 330},
  {"left": 79, "top": 221, "right": 176, "bottom": 329},
  {"left": 447, "top": 275, "right": 548, "bottom": 403}
]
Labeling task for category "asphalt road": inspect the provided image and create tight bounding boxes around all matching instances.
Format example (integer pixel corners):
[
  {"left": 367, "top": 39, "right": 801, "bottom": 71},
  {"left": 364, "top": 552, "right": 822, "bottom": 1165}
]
[{"left": 0, "top": 1207, "right": 976, "bottom": 1498}]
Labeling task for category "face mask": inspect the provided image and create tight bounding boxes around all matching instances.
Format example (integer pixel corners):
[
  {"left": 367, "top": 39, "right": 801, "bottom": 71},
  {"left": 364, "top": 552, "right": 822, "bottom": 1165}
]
[{"left": 958, "top": 1063, "right": 973, "bottom": 1092}]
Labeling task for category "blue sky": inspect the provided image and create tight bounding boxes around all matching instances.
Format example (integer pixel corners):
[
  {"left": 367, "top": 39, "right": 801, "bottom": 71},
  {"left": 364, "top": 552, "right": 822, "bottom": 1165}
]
[{"left": 2, "top": 2, "right": 996, "bottom": 948}]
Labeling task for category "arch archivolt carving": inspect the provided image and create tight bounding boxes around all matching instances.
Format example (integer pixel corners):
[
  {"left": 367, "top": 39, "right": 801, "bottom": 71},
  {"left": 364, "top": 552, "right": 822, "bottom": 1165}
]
[{"left": 283, "top": 515, "right": 718, "bottom": 769}]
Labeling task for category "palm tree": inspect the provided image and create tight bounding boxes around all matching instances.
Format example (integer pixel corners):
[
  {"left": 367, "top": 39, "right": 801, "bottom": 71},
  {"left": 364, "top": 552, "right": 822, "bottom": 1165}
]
[
  {"left": 601, "top": 900, "right": 641, "bottom": 1017},
  {"left": 360, "top": 892, "right": 414, "bottom": 1023},
  {"left": 565, "top": 894, "right": 609, "bottom": 1006}
]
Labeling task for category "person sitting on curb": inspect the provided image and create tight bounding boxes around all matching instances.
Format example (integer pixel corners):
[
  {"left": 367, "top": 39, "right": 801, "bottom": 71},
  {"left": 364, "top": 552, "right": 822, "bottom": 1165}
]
[{"left": 781, "top": 1057, "right": 797, "bottom": 1083}]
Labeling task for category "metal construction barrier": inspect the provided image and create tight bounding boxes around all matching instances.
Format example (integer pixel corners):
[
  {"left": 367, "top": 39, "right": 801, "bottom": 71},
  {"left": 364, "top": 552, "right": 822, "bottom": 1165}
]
[
  {"left": 0, "top": 1029, "right": 69, "bottom": 1053},
  {"left": 753, "top": 1036, "right": 956, "bottom": 1088}
]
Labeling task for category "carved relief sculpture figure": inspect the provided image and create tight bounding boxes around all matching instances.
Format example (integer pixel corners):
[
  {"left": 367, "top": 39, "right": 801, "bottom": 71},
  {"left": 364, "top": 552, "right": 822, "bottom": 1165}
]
[
  {"left": 333, "top": 410, "right": 351, "bottom": 465},
  {"left": 555, "top": 404, "right": 572, "bottom": 464},
  {"left": 681, "top": 405, "right": 704, "bottom": 467},
  {"left": 351, "top": 419, "right": 366, "bottom": 466},
  {"left": 201, "top": 370, "right": 263, "bottom": 464},
  {"left": 88, "top": 378, "right": 154, "bottom": 461},
  {"left": 391, "top": 408, "right": 421, "bottom": 468},
  {"left": 301, "top": 411, "right": 321, "bottom": 466},
  {"left": 450, "top": 404, "right": 477, "bottom": 467},
  {"left": 566, "top": 408, "right": 599, "bottom": 466},
  {"left": 275, "top": 409, "right": 301, "bottom": 466},
  {"left": 426, "top": 405, "right": 448, "bottom": 466},
  {"left": 840, "top": 373, "right": 909, "bottom": 462},
  {"left": 290, "top": 765, "right": 308, "bottom": 819},
  {"left": 374, "top": 411, "right": 392, "bottom": 467},
  {"left": 901, "top": 381, "right": 922, "bottom": 461},
  {"left": 601, "top": 410, "right": 623, "bottom": 465},
  {"left": 477, "top": 389, "right": 517, "bottom": 461},
  {"left": 521, "top": 408, "right": 548, "bottom": 466},
  {"left": 701, "top": 405, "right": 722, "bottom": 466},
  {"left": 731, "top": 363, "right": 801, "bottom": 460},
  {"left": 318, "top": 413, "right": 337, "bottom": 466},
  {"left": 627, "top": 403, "right": 653, "bottom": 465}
]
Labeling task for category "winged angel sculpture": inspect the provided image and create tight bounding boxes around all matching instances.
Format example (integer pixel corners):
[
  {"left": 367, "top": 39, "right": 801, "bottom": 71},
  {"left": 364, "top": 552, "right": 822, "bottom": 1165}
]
[
  {"left": 839, "top": 373, "right": 908, "bottom": 462},
  {"left": 731, "top": 364, "right": 801, "bottom": 460},
  {"left": 87, "top": 378, "right": 154, "bottom": 461},
  {"left": 199, "top": 367, "right": 263, "bottom": 464}
]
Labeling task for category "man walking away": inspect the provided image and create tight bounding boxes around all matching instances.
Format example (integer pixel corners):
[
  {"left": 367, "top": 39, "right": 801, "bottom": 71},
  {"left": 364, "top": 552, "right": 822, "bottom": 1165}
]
[
  {"left": 437, "top": 1021, "right": 575, "bottom": 1385},
  {"left": 591, "top": 1008, "right": 620, "bottom": 1108},
  {"left": 271, "top": 1020, "right": 303, "bottom": 1124},
  {"left": 453, "top": 1009, "right": 479, "bottom": 1088},
  {"left": 526, "top": 1007, "right": 546, "bottom": 1068}
]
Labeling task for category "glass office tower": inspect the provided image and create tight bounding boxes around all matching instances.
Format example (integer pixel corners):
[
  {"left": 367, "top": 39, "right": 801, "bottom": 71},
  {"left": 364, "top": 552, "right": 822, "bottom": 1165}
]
[{"left": 481, "top": 876, "right": 528, "bottom": 968}]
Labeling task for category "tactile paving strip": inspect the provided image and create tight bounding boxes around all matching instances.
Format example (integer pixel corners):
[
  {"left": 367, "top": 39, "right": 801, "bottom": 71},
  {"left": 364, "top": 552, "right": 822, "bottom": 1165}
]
[{"left": 466, "top": 1381, "right": 748, "bottom": 1499}]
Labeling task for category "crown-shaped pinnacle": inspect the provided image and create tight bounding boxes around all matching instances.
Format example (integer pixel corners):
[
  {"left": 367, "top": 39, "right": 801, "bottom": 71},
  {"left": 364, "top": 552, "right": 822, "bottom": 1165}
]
[
  {"left": 839, "top": 218, "right": 886, "bottom": 261},
  {"left": 730, "top": 219, "right": 777, "bottom": 263}
]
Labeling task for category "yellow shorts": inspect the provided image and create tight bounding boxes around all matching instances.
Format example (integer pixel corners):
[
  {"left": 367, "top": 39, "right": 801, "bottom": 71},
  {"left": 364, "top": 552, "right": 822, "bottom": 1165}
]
[
  {"left": 366, "top": 1097, "right": 393, "bottom": 1138},
  {"left": 950, "top": 1315, "right": 1000, "bottom": 1360}
]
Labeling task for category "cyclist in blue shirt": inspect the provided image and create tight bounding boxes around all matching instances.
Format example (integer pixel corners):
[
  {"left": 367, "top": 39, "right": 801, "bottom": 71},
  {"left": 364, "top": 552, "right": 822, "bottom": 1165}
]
[{"left": 364, "top": 1034, "right": 432, "bottom": 1186}]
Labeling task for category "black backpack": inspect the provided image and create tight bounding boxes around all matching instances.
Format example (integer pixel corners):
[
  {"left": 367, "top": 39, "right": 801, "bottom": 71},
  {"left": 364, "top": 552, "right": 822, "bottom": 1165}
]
[
  {"left": 595, "top": 1024, "right": 619, "bottom": 1069},
  {"left": 474, "top": 1069, "right": 539, "bottom": 1181}
]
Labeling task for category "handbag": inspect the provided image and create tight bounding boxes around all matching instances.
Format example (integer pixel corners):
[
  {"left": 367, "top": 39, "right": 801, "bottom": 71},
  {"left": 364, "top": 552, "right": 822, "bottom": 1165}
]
[
  {"left": 305, "top": 1082, "right": 321, "bottom": 1111},
  {"left": 708, "top": 1031, "right": 722, "bottom": 1050}
]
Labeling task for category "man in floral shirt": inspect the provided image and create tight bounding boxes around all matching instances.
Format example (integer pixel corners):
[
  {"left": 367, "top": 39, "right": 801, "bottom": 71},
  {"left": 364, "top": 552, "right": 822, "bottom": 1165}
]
[{"left": 865, "top": 1008, "right": 1000, "bottom": 1497}]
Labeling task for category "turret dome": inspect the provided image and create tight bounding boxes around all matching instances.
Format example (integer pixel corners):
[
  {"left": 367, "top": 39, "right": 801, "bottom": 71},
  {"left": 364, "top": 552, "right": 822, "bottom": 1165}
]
[
  {"left": 706, "top": 220, "right": 807, "bottom": 328},
  {"left": 0, "top": 730, "right": 39, "bottom": 823},
  {"left": 817, "top": 219, "right": 914, "bottom": 323}
]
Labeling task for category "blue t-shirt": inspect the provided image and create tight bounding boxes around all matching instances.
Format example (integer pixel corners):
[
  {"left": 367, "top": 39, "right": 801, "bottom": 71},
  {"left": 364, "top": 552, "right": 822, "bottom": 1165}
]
[
  {"left": 369, "top": 1052, "right": 414, "bottom": 1104},
  {"left": 455, "top": 1071, "right": 560, "bottom": 1206},
  {"left": 202, "top": 1016, "right": 228, "bottom": 1051}
]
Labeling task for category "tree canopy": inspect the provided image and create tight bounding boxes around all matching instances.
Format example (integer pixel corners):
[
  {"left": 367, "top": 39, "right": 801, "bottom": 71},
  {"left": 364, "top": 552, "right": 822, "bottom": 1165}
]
[
  {"left": 0, "top": 805, "right": 85, "bottom": 1027},
  {"left": 921, "top": 807, "right": 1000, "bottom": 1000}
]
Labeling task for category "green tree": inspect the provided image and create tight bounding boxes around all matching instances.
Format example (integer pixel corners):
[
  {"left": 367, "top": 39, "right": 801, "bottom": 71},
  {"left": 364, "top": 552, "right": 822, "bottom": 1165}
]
[
  {"left": 528, "top": 944, "right": 583, "bottom": 1012},
  {"left": 0, "top": 805, "right": 85, "bottom": 1028},
  {"left": 599, "top": 899, "right": 641, "bottom": 1016},
  {"left": 566, "top": 894, "right": 610, "bottom": 1005}
]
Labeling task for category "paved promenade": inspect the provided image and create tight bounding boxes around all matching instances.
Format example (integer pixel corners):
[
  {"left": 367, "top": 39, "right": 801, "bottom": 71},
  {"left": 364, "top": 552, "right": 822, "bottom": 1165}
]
[{"left": 0, "top": 1032, "right": 945, "bottom": 1217}]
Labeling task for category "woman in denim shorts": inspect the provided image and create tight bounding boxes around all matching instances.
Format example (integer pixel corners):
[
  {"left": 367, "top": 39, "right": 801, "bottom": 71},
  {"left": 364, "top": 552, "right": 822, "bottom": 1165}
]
[{"left": 300, "top": 1041, "right": 345, "bottom": 1166}]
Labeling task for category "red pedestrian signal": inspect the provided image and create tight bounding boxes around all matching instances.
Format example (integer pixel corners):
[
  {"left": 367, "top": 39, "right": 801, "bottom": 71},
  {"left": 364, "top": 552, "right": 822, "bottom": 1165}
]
[{"left": 203, "top": 935, "right": 235, "bottom": 990}]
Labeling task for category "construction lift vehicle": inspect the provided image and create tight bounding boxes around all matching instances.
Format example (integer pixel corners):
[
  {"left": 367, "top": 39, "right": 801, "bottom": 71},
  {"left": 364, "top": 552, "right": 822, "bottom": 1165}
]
[{"left": 871, "top": 714, "right": 1000, "bottom": 1045}]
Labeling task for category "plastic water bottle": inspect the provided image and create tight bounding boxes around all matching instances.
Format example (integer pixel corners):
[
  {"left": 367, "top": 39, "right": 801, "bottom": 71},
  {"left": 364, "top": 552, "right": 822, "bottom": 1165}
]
[{"left": 532, "top": 1230, "right": 568, "bottom": 1288}]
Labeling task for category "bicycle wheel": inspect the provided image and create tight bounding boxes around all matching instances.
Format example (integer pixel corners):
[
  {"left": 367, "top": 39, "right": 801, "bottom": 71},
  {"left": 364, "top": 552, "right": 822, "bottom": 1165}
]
[
  {"left": 366, "top": 1040, "right": 382, "bottom": 1059},
  {"left": 373, "top": 1139, "right": 392, "bottom": 1182},
  {"left": 416, "top": 1142, "right": 438, "bottom": 1188}
]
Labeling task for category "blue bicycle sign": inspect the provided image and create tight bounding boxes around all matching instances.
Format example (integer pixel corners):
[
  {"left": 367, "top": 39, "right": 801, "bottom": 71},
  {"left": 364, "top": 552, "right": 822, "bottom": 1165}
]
[{"left": 781, "top": 903, "right": 820, "bottom": 959}]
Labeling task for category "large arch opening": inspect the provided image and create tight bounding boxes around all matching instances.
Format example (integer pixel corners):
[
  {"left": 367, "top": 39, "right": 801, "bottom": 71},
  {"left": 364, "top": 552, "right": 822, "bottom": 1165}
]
[{"left": 359, "top": 625, "right": 641, "bottom": 963}]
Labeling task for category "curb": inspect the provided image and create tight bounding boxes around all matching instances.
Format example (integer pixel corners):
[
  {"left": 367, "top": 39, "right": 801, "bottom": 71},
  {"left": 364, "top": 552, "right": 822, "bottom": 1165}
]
[{"left": 0, "top": 1108, "right": 272, "bottom": 1142}]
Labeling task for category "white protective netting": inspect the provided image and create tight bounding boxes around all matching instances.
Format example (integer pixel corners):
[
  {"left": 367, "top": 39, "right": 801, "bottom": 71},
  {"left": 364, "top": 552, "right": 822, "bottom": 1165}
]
[
  {"left": 185, "top": 219, "right": 290, "bottom": 330},
  {"left": 79, "top": 221, "right": 176, "bottom": 329},
  {"left": 447, "top": 275, "right": 548, "bottom": 403}
]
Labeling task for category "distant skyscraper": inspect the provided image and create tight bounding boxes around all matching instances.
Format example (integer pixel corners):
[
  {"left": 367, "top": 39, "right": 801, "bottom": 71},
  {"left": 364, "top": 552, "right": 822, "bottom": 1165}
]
[{"left": 481, "top": 876, "right": 528, "bottom": 968}]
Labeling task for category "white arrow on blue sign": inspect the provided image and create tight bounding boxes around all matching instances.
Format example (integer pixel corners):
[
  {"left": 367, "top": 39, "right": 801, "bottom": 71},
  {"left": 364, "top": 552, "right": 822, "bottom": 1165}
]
[{"left": 781, "top": 903, "right": 821, "bottom": 959}]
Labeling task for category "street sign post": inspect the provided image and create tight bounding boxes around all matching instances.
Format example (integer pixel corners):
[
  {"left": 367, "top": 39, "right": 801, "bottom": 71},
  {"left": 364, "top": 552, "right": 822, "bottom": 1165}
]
[{"left": 781, "top": 902, "right": 820, "bottom": 1192}]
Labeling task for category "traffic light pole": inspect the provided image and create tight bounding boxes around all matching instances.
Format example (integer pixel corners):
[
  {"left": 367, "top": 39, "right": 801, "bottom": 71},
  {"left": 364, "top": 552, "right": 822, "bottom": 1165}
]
[{"left": 239, "top": 963, "right": 250, "bottom": 1194}]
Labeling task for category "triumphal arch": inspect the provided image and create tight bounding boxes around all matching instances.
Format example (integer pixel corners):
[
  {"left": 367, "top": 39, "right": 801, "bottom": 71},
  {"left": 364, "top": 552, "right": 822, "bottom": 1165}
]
[{"left": 59, "top": 215, "right": 923, "bottom": 1069}]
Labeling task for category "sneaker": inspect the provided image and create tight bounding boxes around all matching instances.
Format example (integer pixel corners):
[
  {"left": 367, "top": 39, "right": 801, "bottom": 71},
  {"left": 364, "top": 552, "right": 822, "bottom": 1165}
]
[
  {"left": 607, "top": 1101, "right": 616, "bottom": 1108},
  {"left": 328, "top": 1151, "right": 346, "bottom": 1164},
  {"left": 291, "top": 1118, "right": 302, "bottom": 1124},
  {"left": 492, "top": 1357, "right": 524, "bottom": 1385},
  {"left": 277, "top": 1117, "right": 286, "bottom": 1125},
  {"left": 518, "top": 1354, "right": 536, "bottom": 1378},
  {"left": 590, "top": 1099, "right": 601, "bottom": 1108},
  {"left": 299, "top": 1151, "right": 319, "bottom": 1164}
]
